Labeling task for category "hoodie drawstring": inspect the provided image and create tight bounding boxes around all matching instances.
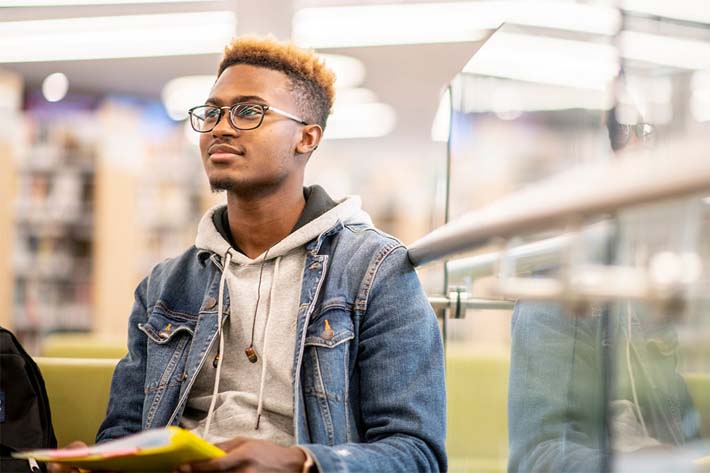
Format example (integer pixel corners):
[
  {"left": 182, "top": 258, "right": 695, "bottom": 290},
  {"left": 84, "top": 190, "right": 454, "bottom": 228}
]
[
  {"left": 203, "top": 250, "right": 232, "bottom": 439},
  {"left": 255, "top": 255, "right": 281, "bottom": 430}
]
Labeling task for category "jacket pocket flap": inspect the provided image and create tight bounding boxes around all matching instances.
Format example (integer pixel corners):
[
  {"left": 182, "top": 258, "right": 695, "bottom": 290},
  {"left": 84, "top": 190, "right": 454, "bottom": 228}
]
[
  {"left": 138, "top": 309, "right": 196, "bottom": 344},
  {"left": 305, "top": 300, "right": 354, "bottom": 348}
]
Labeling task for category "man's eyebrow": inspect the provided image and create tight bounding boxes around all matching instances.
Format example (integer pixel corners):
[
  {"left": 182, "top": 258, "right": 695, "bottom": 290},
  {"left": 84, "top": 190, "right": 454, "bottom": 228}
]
[{"left": 205, "top": 95, "right": 268, "bottom": 105}]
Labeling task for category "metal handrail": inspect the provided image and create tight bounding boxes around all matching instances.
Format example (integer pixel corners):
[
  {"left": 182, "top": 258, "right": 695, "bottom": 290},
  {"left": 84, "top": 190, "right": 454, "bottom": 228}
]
[
  {"left": 408, "top": 143, "right": 710, "bottom": 267},
  {"left": 445, "top": 221, "right": 612, "bottom": 281}
]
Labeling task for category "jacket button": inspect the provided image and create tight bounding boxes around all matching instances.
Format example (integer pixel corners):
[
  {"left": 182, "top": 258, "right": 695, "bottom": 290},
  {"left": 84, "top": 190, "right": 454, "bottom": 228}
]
[{"left": 203, "top": 297, "right": 217, "bottom": 310}]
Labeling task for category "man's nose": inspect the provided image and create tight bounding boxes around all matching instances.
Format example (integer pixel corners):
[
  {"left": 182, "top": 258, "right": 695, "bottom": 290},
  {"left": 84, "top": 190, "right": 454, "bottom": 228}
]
[{"left": 212, "top": 109, "right": 238, "bottom": 137}]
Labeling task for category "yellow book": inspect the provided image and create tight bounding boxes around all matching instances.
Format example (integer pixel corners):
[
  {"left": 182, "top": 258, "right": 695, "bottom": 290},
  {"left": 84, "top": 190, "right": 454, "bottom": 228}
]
[{"left": 13, "top": 426, "right": 225, "bottom": 472}]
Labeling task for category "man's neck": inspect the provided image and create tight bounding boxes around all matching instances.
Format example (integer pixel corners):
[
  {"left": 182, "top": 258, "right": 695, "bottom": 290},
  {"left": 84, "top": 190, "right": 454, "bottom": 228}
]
[{"left": 226, "top": 184, "right": 306, "bottom": 259}]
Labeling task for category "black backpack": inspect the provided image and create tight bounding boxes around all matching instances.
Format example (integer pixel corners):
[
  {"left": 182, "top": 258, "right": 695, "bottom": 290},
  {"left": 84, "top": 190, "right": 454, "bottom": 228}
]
[{"left": 0, "top": 327, "right": 57, "bottom": 472}]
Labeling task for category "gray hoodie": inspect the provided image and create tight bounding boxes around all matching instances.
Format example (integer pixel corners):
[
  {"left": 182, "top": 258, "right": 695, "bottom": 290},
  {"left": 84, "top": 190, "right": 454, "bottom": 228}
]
[{"left": 180, "top": 188, "right": 372, "bottom": 445}]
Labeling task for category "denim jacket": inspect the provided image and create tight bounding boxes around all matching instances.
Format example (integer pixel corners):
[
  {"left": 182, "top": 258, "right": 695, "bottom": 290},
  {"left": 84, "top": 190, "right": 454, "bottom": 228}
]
[{"left": 97, "top": 220, "right": 447, "bottom": 472}]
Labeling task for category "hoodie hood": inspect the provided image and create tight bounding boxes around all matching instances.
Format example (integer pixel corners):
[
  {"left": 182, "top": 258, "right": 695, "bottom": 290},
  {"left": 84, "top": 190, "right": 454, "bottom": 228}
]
[{"left": 195, "top": 193, "right": 372, "bottom": 265}]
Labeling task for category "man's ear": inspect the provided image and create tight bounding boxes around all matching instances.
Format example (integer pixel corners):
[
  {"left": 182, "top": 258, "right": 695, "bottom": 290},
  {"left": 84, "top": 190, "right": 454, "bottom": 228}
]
[{"left": 295, "top": 124, "right": 322, "bottom": 155}]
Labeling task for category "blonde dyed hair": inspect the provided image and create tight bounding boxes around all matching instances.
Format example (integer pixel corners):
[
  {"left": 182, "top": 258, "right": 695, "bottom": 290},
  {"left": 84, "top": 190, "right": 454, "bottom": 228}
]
[{"left": 218, "top": 36, "right": 336, "bottom": 128}]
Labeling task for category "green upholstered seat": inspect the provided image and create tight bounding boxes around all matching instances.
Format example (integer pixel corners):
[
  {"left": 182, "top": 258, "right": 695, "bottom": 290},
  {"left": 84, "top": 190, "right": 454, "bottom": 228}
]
[
  {"left": 446, "top": 346, "right": 510, "bottom": 473},
  {"left": 34, "top": 357, "right": 118, "bottom": 446},
  {"left": 685, "top": 372, "right": 710, "bottom": 438},
  {"left": 41, "top": 334, "right": 127, "bottom": 359}
]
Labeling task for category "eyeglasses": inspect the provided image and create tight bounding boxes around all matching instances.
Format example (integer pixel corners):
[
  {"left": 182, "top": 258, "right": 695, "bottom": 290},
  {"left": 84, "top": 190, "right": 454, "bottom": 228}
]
[
  {"left": 188, "top": 102, "right": 308, "bottom": 133},
  {"left": 610, "top": 122, "right": 656, "bottom": 150}
]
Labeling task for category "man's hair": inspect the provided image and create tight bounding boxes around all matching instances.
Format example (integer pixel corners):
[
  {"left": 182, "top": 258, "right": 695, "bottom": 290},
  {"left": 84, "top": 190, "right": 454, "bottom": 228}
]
[{"left": 218, "top": 36, "right": 336, "bottom": 129}]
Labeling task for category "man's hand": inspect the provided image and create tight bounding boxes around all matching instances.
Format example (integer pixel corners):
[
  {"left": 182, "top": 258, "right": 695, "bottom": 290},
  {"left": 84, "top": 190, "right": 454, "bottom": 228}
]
[
  {"left": 177, "top": 437, "right": 307, "bottom": 473},
  {"left": 47, "top": 441, "right": 89, "bottom": 473}
]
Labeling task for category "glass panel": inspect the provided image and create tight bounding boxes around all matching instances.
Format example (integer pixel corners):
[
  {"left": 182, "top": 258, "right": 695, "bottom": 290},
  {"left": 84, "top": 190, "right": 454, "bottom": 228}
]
[
  {"left": 444, "top": 15, "right": 618, "bottom": 472},
  {"left": 610, "top": 7, "right": 710, "bottom": 471},
  {"left": 443, "top": 6, "right": 710, "bottom": 472},
  {"left": 611, "top": 198, "right": 710, "bottom": 472}
]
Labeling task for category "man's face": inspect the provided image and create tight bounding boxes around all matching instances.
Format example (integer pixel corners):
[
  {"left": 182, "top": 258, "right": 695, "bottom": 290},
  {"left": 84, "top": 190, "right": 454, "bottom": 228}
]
[{"left": 199, "top": 64, "right": 304, "bottom": 196}]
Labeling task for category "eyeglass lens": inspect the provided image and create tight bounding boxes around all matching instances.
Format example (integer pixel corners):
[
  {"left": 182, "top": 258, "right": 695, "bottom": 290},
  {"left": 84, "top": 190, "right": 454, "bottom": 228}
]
[{"left": 190, "top": 104, "right": 266, "bottom": 132}]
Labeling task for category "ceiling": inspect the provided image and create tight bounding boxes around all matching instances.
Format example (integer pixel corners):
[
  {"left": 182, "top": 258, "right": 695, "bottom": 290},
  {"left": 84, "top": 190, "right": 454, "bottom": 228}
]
[{"left": 1, "top": 0, "right": 484, "bottom": 145}]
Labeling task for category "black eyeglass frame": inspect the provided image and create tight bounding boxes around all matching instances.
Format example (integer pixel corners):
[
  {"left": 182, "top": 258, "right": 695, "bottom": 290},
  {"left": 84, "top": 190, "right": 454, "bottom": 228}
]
[{"left": 187, "top": 102, "right": 309, "bottom": 133}]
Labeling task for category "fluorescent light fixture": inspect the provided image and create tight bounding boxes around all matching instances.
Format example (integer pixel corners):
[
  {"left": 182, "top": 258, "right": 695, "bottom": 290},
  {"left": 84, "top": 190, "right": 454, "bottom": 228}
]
[
  {"left": 458, "top": 78, "right": 611, "bottom": 114},
  {"left": 293, "top": 1, "right": 620, "bottom": 48},
  {"left": 431, "top": 88, "right": 451, "bottom": 142},
  {"left": 463, "top": 32, "right": 618, "bottom": 91},
  {"left": 325, "top": 103, "right": 396, "bottom": 140},
  {"left": 162, "top": 75, "right": 216, "bottom": 121},
  {"left": 0, "top": 11, "right": 236, "bottom": 63},
  {"left": 42, "top": 72, "right": 69, "bottom": 102},
  {"left": 621, "top": 0, "right": 710, "bottom": 24},
  {"left": 4, "top": 0, "right": 217, "bottom": 5},
  {"left": 620, "top": 31, "right": 710, "bottom": 71},
  {"left": 318, "top": 54, "right": 366, "bottom": 89}
]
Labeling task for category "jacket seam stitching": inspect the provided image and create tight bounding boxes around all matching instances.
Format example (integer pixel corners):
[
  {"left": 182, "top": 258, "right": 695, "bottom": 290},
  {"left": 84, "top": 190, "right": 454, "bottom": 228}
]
[{"left": 355, "top": 242, "right": 404, "bottom": 312}]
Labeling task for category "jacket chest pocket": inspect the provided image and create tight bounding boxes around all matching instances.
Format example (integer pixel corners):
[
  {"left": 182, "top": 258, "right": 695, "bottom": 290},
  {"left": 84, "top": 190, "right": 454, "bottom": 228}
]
[
  {"left": 139, "top": 307, "right": 196, "bottom": 395},
  {"left": 302, "top": 300, "right": 355, "bottom": 404}
]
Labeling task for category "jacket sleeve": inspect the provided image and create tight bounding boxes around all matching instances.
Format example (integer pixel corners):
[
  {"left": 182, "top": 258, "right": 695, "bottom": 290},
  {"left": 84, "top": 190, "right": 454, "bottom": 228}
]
[
  {"left": 301, "top": 245, "right": 447, "bottom": 472},
  {"left": 95, "top": 277, "right": 150, "bottom": 443}
]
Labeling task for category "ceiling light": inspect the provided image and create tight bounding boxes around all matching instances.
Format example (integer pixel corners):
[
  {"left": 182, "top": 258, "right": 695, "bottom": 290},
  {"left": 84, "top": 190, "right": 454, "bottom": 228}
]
[
  {"left": 293, "top": 2, "right": 619, "bottom": 48},
  {"left": 0, "top": 11, "right": 236, "bottom": 63},
  {"left": 325, "top": 103, "right": 396, "bottom": 140},
  {"left": 463, "top": 32, "right": 618, "bottom": 91},
  {"left": 42, "top": 72, "right": 69, "bottom": 102},
  {"left": 318, "top": 54, "right": 366, "bottom": 89},
  {"left": 162, "top": 75, "right": 216, "bottom": 121},
  {"left": 621, "top": 0, "right": 710, "bottom": 24},
  {"left": 620, "top": 31, "right": 710, "bottom": 71},
  {"left": 457, "top": 77, "right": 612, "bottom": 114}
]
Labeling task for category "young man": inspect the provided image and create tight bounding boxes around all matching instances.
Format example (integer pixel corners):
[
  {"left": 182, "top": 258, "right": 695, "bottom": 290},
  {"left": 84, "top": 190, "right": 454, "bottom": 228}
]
[{"left": 54, "top": 37, "right": 446, "bottom": 472}]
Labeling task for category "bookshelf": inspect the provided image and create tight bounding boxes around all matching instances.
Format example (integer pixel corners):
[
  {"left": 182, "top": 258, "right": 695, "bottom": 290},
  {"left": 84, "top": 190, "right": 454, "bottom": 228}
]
[{"left": 11, "top": 114, "right": 97, "bottom": 351}]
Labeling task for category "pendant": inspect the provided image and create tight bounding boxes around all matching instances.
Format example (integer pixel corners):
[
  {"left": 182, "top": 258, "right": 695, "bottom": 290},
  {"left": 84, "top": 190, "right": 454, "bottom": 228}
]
[{"left": 245, "top": 346, "right": 258, "bottom": 363}]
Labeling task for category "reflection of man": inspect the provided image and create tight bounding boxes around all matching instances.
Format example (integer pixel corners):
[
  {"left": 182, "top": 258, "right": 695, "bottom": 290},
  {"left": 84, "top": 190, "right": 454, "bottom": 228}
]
[
  {"left": 50, "top": 36, "right": 446, "bottom": 472},
  {"left": 507, "top": 107, "right": 700, "bottom": 473},
  {"left": 507, "top": 301, "right": 700, "bottom": 472}
]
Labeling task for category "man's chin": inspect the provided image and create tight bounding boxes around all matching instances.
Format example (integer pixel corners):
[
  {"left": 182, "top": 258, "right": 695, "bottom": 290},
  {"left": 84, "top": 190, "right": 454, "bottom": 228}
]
[{"left": 209, "top": 178, "right": 238, "bottom": 193}]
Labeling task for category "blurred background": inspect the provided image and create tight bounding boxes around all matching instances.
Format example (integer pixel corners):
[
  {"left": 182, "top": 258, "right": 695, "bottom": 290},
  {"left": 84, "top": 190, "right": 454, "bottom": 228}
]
[
  {"left": 2, "top": 1, "right": 710, "bottom": 472},
  {"left": 1, "top": 0, "right": 485, "bottom": 349}
]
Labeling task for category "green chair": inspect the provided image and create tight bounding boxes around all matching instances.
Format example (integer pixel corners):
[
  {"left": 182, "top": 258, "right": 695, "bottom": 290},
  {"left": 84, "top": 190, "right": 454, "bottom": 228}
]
[
  {"left": 685, "top": 372, "right": 710, "bottom": 438},
  {"left": 41, "top": 333, "right": 127, "bottom": 359},
  {"left": 446, "top": 347, "right": 510, "bottom": 473},
  {"left": 35, "top": 357, "right": 118, "bottom": 446}
]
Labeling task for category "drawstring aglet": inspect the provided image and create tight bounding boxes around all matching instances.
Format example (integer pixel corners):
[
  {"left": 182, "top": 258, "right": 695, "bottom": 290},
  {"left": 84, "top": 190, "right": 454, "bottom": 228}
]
[{"left": 245, "top": 346, "right": 258, "bottom": 363}]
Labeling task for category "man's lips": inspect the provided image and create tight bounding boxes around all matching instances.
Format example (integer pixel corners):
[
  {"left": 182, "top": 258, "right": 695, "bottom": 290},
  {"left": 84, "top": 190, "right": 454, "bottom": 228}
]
[{"left": 208, "top": 144, "right": 245, "bottom": 162}]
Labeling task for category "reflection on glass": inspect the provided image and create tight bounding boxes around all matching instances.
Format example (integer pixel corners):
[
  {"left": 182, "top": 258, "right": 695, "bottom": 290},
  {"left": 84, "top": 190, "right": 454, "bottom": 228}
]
[{"left": 442, "top": 9, "right": 710, "bottom": 473}]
